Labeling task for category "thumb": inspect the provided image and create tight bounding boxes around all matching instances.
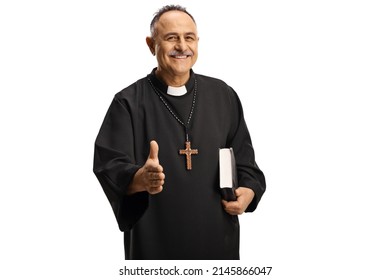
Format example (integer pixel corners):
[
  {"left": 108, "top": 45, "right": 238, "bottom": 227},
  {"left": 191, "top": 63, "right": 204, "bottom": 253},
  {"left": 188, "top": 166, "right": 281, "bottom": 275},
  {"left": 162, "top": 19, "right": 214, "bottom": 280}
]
[
  {"left": 234, "top": 187, "right": 242, "bottom": 196},
  {"left": 148, "top": 140, "right": 159, "bottom": 161}
]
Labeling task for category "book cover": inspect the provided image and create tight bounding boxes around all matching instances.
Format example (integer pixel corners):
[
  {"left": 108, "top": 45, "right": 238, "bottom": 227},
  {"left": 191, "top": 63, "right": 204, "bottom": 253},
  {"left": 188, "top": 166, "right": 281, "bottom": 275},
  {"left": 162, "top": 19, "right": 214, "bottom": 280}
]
[{"left": 219, "top": 148, "right": 237, "bottom": 201}]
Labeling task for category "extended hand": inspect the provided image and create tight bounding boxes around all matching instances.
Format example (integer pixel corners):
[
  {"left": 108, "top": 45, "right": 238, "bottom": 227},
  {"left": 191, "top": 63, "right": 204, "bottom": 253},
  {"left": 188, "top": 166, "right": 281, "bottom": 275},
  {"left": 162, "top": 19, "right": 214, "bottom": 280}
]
[
  {"left": 222, "top": 187, "right": 255, "bottom": 215},
  {"left": 128, "top": 140, "right": 165, "bottom": 195}
]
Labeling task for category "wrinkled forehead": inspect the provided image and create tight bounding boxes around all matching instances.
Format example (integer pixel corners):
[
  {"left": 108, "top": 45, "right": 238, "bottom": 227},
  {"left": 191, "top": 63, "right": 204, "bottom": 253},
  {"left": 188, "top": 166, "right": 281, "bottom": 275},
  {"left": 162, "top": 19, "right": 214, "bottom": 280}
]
[{"left": 155, "top": 11, "right": 197, "bottom": 35}]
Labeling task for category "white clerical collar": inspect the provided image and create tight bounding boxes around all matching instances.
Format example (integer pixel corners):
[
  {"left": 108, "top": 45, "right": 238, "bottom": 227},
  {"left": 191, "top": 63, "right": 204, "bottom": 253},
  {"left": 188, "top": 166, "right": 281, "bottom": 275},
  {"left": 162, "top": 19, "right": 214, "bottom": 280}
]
[{"left": 167, "top": 85, "right": 187, "bottom": 96}]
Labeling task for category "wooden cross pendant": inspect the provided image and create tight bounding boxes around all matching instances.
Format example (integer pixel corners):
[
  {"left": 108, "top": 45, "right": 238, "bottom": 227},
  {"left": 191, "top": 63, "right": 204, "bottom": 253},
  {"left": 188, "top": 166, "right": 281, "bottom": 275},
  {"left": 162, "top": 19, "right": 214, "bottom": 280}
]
[{"left": 179, "top": 141, "right": 198, "bottom": 170}]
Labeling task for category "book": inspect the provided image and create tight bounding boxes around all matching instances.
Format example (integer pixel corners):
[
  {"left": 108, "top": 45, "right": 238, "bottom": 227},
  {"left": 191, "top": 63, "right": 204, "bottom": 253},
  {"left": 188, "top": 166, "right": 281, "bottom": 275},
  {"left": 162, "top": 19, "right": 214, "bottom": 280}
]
[{"left": 219, "top": 148, "right": 237, "bottom": 201}]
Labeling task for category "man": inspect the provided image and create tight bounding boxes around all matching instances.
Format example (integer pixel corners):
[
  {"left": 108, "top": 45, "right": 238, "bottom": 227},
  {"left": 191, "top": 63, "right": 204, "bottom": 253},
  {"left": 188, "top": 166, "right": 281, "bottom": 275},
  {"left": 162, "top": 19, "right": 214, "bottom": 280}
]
[{"left": 93, "top": 5, "right": 266, "bottom": 260}]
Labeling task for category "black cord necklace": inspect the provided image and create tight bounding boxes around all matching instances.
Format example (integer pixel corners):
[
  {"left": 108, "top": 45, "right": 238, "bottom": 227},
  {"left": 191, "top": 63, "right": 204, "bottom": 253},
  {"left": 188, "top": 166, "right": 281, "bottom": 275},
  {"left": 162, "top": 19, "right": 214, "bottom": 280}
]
[{"left": 147, "top": 77, "right": 199, "bottom": 170}]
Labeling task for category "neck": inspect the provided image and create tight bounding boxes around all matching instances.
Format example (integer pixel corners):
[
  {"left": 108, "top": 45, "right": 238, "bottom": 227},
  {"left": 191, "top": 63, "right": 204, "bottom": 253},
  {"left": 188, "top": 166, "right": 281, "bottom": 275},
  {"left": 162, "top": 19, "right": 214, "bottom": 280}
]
[{"left": 155, "top": 69, "right": 190, "bottom": 87}]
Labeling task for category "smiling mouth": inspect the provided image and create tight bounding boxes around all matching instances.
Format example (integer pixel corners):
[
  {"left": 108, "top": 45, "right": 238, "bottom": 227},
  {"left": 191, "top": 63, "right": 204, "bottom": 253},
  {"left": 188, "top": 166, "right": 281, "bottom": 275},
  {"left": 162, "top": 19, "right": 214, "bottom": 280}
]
[
  {"left": 171, "top": 55, "right": 191, "bottom": 59},
  {"left": 169, "top": 51, "right": 193, "bottom": 59}
]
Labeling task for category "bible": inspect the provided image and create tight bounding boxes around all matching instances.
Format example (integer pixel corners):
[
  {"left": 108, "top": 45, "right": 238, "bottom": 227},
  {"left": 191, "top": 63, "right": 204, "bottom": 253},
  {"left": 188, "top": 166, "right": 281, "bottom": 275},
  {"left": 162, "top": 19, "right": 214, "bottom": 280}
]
[{"left": 219, "top": 148, "right": 237, "bottom": 201}]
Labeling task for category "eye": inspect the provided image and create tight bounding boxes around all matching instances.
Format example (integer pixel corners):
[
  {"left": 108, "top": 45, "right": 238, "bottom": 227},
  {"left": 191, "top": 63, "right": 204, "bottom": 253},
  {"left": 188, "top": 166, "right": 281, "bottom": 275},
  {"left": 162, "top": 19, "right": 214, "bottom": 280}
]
[
  {"left": 186, "top": 36, "right": 195, "bottom": 41},
  {"left": 166, "top": 35, "right": 178, "bottom": 42}
]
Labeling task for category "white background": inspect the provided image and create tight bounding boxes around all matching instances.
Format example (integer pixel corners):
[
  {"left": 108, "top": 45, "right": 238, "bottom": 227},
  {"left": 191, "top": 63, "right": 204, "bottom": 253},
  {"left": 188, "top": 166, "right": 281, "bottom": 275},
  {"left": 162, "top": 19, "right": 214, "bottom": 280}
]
[{"left": 1, "top": 0, "right": 389, "bottom": 279}]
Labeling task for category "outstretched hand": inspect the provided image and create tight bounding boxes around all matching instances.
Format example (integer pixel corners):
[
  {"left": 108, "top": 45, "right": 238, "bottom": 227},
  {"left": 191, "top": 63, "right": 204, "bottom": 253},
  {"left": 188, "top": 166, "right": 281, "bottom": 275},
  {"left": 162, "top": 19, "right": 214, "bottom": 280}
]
[
  {"left": 128, "top": 140, "right": 165, "bottom": 195},
  {"left": 222, "top": 187, "right": 255, "bottom": 215}
]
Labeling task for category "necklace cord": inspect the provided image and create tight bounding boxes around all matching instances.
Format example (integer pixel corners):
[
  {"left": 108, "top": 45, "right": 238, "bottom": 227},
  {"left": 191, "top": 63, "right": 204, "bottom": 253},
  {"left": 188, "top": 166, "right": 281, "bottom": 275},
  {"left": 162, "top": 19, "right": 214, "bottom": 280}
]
[{"left": 147, "top": 77, "right": 198, "bottom": 141}]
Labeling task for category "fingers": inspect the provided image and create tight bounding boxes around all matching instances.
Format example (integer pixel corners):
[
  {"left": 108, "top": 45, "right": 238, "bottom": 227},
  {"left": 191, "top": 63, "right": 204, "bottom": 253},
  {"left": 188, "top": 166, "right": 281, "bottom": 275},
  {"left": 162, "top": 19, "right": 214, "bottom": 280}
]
[
  {"left": 222, "top": 200, "right": 243, "bottom": 215},
  {"left": 146, "top": 169, "right": 165, "bottom": 186},
  {"left": 146, "top": 169, "right": 165, "bottom": 180},
  {"left": 222, "top": 187, "right": 255, "bottom": 215},
  {"left": 143, "top": 164, "right": 165, "bottom": 194},
  {"left": 148, "top": 185, "right": 163, "bottom": 195}
]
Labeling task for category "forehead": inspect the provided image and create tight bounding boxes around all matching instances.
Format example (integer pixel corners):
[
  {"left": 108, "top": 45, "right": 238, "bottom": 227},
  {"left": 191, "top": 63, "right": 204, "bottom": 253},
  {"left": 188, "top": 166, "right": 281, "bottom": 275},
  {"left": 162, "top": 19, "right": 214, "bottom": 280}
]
[{"left": 156, "top": 11, "right": 197, "bottom": 34}]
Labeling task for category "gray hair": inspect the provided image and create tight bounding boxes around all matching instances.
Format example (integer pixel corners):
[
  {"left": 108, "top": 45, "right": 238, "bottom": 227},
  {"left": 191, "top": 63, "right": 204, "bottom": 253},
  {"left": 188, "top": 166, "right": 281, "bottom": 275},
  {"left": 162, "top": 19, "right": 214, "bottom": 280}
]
[{"left": 150, "top": 5, "right": 196, "bottom": 38}]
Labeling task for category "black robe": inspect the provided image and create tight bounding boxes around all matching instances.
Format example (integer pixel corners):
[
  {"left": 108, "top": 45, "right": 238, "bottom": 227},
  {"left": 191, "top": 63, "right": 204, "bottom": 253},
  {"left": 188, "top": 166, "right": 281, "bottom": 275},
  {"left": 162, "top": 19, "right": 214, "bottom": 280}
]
[{"left": 93, "top": 69, "right": 266, "bottom": 260}]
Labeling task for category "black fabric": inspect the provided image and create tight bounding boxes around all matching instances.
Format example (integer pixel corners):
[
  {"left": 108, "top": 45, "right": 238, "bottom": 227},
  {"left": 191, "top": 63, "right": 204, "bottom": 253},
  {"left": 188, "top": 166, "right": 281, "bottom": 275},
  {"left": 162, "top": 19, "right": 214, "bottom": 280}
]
[{"left": 93, "top": 69, "right": 266, "bottom": 260}]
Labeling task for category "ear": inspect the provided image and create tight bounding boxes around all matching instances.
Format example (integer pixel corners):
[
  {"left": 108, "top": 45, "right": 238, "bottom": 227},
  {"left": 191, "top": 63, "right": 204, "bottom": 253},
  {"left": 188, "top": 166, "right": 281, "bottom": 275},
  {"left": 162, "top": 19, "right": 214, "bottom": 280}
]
[{"left": 146, "top": 37, "right": 155, "bottom": 55}]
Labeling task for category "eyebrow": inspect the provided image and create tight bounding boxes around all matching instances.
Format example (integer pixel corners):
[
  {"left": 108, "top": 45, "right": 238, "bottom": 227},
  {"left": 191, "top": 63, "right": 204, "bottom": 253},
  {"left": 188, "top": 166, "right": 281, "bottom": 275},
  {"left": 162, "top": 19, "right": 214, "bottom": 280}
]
[{"left": 163, "top": 32, "right": 197, "bottom": 38}]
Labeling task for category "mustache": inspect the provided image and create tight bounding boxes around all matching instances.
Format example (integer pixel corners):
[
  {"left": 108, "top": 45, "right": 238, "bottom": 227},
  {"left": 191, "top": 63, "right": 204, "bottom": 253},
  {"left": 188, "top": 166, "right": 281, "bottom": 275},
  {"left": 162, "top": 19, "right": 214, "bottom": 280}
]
[{"left": 168, "top": 50, "right": 194, "bottom": 56}]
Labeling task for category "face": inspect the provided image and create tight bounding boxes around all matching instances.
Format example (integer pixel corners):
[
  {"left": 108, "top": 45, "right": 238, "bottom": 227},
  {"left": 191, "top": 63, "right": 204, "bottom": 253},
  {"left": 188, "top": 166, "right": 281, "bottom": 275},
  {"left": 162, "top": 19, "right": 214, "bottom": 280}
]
[{"left": 147, "top": 11, "right": 199, "bottom": 85}]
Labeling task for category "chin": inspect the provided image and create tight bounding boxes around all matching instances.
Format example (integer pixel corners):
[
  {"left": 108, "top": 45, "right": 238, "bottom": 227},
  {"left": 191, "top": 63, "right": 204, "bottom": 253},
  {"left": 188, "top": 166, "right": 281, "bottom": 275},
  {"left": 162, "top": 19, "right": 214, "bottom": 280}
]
[
  {"left": 171, "top": 59, "right": 195, "bottom": 70},
  {"left": 174, "top": 63, "right": 194, "bottom": 73}
]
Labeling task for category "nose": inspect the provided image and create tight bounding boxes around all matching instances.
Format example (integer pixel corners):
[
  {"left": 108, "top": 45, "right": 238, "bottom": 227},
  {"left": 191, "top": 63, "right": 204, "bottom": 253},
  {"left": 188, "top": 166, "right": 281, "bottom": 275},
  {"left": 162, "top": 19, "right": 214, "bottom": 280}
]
[{"left": 175, "top": 37, "right": 187, "bottom": 51}]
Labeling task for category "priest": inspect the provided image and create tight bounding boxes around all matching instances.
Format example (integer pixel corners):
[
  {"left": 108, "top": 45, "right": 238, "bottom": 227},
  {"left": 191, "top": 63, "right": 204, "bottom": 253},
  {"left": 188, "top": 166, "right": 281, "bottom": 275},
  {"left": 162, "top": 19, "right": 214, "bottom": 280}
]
[{"left": 93, "top": 5, "right": 266, "bottom": 260}]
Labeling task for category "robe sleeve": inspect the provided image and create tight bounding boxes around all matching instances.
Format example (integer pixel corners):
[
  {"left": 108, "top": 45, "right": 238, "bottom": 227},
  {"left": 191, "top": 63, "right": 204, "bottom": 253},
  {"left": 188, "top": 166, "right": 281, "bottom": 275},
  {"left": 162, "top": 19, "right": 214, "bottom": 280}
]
[
  {"left": 93, "top": 96, "right": 148, "bottom": 231},
  {"left": 227, "top": 88, "right": 266, "bottom": 212}
]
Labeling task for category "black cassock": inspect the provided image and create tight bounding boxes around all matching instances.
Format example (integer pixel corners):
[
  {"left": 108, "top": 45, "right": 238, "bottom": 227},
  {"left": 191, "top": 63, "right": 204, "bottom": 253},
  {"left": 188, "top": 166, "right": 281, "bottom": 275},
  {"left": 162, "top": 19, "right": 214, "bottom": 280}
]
[{"left": 93, "top": 69, "right": 266, "bottom": 260}]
